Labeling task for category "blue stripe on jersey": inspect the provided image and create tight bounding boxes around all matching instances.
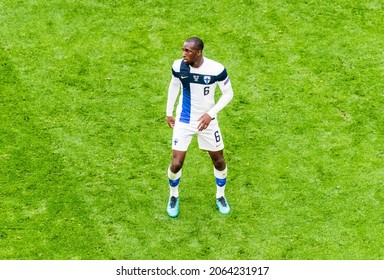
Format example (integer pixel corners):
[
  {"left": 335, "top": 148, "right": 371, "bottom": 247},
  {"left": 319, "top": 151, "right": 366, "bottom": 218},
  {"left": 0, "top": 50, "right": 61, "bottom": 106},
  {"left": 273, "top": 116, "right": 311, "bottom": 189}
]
[
  {"left": 179, "top": 61, "right": 191, "bottom": 124},
  {"left": 216, "top": 68, "right": 228, "bottom": 82},
  {"left": 172, "top": 68, "right": 179, "bottom": 78},
  {"left": 186, "top": 69, "right": 227, "bottom": 85},
  {"left": 179, "top": 88, "right": 191, "bottom": 123}
]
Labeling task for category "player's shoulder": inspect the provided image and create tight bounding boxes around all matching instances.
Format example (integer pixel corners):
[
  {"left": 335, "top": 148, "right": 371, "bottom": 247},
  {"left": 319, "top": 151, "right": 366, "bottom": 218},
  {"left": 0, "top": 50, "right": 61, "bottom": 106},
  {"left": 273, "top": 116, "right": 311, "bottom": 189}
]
[
  {"left": 204, "top": 57, "right": 224, "bottom": 67},
  {"left": 202, "top": 57, "right": 225, "bottom": 74},
  {"left": 171, "top": 59, "right": 183, "bottom": 72}
]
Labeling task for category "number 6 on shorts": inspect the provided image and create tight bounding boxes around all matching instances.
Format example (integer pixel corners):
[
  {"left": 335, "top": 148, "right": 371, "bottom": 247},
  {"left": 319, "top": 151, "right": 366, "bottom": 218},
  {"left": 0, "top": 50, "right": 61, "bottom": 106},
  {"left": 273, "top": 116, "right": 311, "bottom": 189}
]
[{"left": 214, "top": 130, "right": 221, "bottom": 143}]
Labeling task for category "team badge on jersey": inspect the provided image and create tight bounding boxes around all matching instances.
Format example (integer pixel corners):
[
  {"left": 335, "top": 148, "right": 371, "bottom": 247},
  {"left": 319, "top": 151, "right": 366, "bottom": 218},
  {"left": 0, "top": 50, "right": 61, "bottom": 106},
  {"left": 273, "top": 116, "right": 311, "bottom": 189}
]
[{"left": 203, "top": 76, "right": 211, "bottom": 84}]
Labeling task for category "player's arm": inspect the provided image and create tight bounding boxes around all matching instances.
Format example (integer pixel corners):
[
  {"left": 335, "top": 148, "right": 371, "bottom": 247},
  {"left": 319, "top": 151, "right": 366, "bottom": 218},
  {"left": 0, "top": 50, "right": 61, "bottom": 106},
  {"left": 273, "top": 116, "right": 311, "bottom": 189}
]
[
  {"left": 199, "top": 76, "right": 233, "bottom": 131},
  {"left": 166, "top": 75, "right": 181, "bottom": 128},
  {"left": 207, "top": 76, "right": 234, "bottom": 118}
]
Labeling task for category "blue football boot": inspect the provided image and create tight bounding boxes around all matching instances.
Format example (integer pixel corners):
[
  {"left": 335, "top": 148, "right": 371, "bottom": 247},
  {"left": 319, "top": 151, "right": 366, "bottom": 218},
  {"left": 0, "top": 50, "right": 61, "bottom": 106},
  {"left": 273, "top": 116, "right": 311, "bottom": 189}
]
[
  {"left": 167, "top": 196, "right": 179, "bottom": 218},
  {"left": 216, "top": 196, "right": 230, "bottom": 214}
]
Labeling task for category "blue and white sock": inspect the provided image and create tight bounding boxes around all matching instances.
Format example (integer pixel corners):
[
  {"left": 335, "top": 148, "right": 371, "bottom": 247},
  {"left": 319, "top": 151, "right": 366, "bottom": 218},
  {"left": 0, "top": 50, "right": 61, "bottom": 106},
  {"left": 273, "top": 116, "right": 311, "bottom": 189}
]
[
  {"left": 214, "top": 166, "right": 227, "bottom": 198},
  {"left": 168, "top": 166, "right": 181, "bottom": 198}
]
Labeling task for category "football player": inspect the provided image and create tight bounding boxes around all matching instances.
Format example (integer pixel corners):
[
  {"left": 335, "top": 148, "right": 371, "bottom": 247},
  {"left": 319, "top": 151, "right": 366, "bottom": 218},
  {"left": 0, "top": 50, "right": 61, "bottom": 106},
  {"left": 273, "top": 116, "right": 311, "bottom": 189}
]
[{"left": 165, "top": 37, "right": 234, "bottom": 217}]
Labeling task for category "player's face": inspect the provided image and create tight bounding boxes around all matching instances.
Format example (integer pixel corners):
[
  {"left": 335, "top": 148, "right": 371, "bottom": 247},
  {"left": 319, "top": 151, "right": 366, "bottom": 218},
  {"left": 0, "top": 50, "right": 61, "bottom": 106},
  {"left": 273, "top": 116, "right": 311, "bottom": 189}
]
[{"left": 182, "top": 41, "right": 201, "bottom": 66}]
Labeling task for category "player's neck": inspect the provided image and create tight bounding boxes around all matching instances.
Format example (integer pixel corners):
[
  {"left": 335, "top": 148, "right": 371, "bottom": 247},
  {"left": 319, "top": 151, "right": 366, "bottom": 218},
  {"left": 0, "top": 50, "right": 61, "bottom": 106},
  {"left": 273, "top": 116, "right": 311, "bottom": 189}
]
[{"left": 191, "top": 57, "right": 204, "bottom": 68}]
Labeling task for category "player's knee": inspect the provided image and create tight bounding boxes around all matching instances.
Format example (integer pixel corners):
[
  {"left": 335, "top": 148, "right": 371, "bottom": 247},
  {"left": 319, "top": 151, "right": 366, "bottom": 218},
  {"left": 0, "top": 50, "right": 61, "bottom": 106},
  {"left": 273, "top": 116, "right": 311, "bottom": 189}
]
[
  {"left": 171, "top": 160, "right": 183, "bottom": 173},
  {"left": 213, "top": 158, "right": 226, "bottom": 171}
]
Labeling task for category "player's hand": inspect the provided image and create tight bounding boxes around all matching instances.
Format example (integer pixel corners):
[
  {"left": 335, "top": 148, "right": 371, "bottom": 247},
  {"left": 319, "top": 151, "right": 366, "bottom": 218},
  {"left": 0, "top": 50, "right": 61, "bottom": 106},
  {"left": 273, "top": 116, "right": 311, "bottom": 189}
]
[
  {"left": 167, "top": 116, "right": 175, "bottom": 128},
  {"left": 198, "top": 114, "right": 212, "bottom": 131}
]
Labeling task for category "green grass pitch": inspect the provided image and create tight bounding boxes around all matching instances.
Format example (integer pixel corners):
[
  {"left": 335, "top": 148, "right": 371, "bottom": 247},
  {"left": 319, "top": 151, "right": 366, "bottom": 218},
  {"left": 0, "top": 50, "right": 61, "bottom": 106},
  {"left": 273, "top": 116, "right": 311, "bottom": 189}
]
[{"left": 1, "top": 0, "right": 383, "bottom": 259}]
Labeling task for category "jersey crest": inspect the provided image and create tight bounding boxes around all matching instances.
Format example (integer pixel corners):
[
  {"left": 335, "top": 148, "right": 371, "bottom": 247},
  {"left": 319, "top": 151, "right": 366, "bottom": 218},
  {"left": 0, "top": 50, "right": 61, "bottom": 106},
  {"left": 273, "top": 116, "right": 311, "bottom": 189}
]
[{"left": 204, "top": 76, "right": 211, "bottom": 84}]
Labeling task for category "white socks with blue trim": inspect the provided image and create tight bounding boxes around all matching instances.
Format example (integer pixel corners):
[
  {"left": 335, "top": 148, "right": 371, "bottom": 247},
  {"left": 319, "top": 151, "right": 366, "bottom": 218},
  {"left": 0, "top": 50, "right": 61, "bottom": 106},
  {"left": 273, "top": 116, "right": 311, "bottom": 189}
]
[
  {"left": 168, "top": 166, "right": 181, "bottom": 198},
  {"left": 214, "top": 166, "right": 227, "bottom": 198},
  {"left": 168, "top": 166, "right": 227, "bottom": 198}
]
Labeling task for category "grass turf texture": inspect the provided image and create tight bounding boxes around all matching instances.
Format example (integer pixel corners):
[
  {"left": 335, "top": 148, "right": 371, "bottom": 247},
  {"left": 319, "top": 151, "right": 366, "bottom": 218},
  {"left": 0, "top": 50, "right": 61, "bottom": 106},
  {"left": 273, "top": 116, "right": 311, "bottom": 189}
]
[{"left": 1, "top": 0, "right": 383, "bottom": 259}]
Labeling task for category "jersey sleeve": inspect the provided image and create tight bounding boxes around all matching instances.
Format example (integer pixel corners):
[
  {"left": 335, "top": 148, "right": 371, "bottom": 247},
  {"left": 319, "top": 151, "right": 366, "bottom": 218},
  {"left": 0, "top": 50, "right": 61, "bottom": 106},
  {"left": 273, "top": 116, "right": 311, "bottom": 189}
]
[
  {"left": 166, "top": 69, "right": 181, "bottom": 116},
  {"left": 207, "top": 69, "right": 234, "bottom": 118}
]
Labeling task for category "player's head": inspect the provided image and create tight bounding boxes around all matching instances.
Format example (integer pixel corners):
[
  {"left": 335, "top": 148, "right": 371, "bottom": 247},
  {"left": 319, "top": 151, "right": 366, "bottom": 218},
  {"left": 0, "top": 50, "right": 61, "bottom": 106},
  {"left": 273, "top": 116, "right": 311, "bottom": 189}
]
[
  {"left": 182, "top": 37, "right": 204, "bottom": 66},
  {"left": 186, "top": 37, "right": 204, "bottom": 51}
]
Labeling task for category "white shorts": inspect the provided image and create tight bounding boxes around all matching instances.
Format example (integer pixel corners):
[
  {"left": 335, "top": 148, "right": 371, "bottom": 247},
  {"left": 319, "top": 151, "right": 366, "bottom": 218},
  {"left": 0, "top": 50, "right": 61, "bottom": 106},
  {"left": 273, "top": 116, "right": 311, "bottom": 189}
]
[{"left": 171, "top": 119, "right": 225, "bottom": 152}]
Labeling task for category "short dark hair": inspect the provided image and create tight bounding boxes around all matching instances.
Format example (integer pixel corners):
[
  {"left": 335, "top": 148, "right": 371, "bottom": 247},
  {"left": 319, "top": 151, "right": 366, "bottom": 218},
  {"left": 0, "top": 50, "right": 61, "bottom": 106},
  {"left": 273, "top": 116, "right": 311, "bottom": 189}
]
[{"left": 186, "top": 37, "right": 204, "bottom": 51}]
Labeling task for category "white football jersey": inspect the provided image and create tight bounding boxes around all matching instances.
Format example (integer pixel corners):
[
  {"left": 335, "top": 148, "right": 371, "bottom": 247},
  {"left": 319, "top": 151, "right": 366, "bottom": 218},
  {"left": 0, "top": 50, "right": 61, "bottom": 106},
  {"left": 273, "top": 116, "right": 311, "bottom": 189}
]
[{"left": 167, "top": 57, "right": 233, "bottom": 125}]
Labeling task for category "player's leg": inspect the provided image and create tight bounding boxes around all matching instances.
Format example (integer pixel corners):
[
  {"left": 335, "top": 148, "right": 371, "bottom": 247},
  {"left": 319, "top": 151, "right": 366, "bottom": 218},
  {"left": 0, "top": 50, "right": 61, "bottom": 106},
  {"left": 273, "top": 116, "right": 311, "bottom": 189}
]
[
  {"left": 168, "top": 150, "right": 187, "bottom": 197},
  {"left": 198, "top": 124, "right": 230, "bottom": 214},
  {"left": 208, "top": 150, "right": 230, "bottom": 214},
  {"left": 167, "top": 150, "right": 186, "bottom": 218},
  {"left": 167, "top": 123, "right": 193, "bottom": 218}
]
